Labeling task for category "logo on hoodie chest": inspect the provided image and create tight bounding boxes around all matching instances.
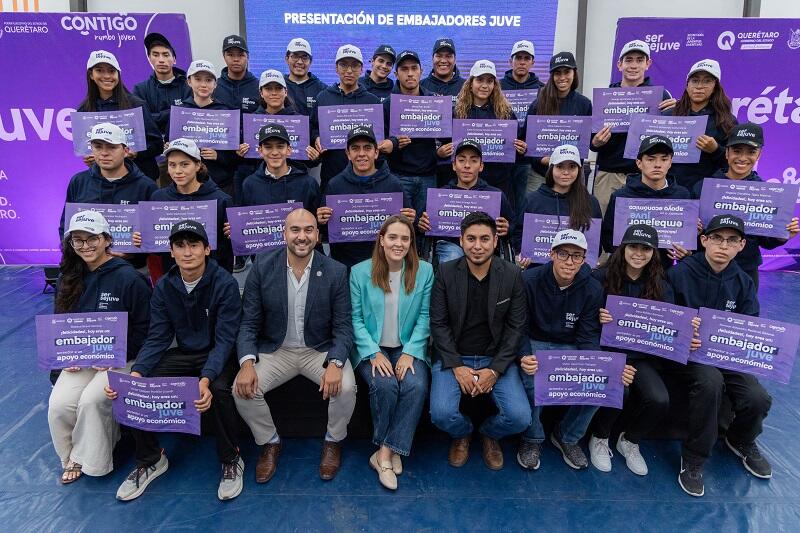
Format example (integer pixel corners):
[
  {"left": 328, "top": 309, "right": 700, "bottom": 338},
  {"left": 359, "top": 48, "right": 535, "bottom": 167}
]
[
  {"left": 725, "top": 299, "right": 737, "bottom": 311},
  {"left": 242, "top": 97, "right": 256, "bottom": 109},
  {"left": 174, "top": 98, "right": 183, "bottom": 105},
  {"left": 565, "top": 312, "right": 578, "bottom": 329},
  {"left": 306, "top": 96, "right": 317, "bottom": 107},
  {"left": 98, "top": 291, "right": 120, "bottom": 310}
]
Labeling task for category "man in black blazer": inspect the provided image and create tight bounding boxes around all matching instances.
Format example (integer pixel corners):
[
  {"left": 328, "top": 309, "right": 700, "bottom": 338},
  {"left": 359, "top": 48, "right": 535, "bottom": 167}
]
[
  {"left": 430, "top": 211, "right": 531, "bottom": 470},
  {"left": 233, "top": 208, "right": 355, "bottom": 483}
]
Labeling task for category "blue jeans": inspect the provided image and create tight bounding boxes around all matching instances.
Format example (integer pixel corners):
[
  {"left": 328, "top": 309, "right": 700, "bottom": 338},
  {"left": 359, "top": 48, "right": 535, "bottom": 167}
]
[
  {"left": 430, "top": 356, "right": 531, "bottom": 440},
  {"left": 435, "top": 240, "right": 464, "bottom": 264},
  {"left": 520, "top": 340, "right": 599, "bottom": 444},
  {"left": 397, "top": 173, "right": 436, "bottom": 221},
  {"left": 355, "top": 346, "right": 429, "bottom": 456}
]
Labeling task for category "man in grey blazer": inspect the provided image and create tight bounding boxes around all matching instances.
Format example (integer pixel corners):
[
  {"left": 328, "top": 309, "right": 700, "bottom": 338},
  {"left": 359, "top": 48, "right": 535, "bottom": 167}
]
[{"left": 234, "top": 208, "right": 356, "bottom": 483}]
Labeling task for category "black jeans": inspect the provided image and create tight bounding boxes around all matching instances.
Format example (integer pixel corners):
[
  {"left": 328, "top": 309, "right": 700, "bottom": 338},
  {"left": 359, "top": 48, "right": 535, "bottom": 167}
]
[
  {"left": 131, "top": 349, "right": 240, "bottom": 468},
  {"left": 662, "top": 361, "right": 772, "bottom": 466},
  {"left": 592, "top": 358, "right": 670, "bottom": 443}
]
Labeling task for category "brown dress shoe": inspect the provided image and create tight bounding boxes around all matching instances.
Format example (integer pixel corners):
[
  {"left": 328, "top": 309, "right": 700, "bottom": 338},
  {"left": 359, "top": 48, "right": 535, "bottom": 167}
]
[
  {"left": 448, "top": 436, "right": 471, "bottom": 467},
  {"left": 482, "top": 435, "right": 504, "bottom": 470},
  {"left": 255, "top": 442, "right": 281, "bottom": 483},
  {"left": 319, "top": 441, "right": 342, "bottom": 480}
]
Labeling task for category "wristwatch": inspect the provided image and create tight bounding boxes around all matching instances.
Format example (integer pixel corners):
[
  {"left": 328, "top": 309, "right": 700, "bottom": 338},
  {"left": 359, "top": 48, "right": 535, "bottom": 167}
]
[{"left": 329, "top": 358, "right": 345, "bottom": 368}]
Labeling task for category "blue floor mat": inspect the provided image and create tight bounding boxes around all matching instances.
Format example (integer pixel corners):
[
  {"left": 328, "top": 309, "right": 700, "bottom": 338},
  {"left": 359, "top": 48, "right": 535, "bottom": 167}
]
[{"left": 1, "top": 266, "right": 799, "bottom": 532}]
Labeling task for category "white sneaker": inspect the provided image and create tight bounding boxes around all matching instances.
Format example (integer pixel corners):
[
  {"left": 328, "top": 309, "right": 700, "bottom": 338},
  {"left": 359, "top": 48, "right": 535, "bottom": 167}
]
[
  {"left": 218, "top": 456, "right": 245, "bottom": 500},
  {"left": 116, "top": 453, "right": 168, "bottom": 501},
  {"left": 616, "top": 433, "right": 648, "bottom": 476},
  {"left": 588, "top": 436, "right": 612, "bottom": 472}
]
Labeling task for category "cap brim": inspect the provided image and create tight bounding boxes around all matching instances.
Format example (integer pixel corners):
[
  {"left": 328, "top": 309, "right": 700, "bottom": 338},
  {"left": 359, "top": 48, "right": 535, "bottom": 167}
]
[
  {"left": 434, "top": 46, "right": 455, "bottom": 53},
  {"left": 169, "top": 230, "right": 208, "bottom": 244},
  {"left": 347, "top": 135, "right": 377, "bottom": 146},
  {"left": 259, "top": 135, "right": 291, "bottom": 144},
  {"left": 727, "top": 140, "right": 762, "bottom": 148},
  {"left": 164, "top": 147, "right": 198, "bottom": 158},
  {"left": 621, "top": 238, "right": 656, "bottom": 248},
  {"left": 638, "top": 143, "right": 673, "bottom": 157}
]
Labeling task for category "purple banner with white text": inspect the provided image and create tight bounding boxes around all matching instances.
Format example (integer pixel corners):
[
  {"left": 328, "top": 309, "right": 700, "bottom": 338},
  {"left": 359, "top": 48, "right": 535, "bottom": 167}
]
[
  {"left": 242, "top": 114, "right": 310, "bottom": 160},
  {"left": 623, "top": 114, "right": 707, "bottom": 163},
  {"left": 70, "top": 107, "right": 146, "bottom": 156},
  {"left": 592, "top": 87, "right": 663, "bottom": 133},
  {"left": 426, "top": 188, "right": 501, "bottom": 237},
  {"left": 108, "top": 372, "right": 201, "bottom": 435},
  {"left": 227, "top": 202, "right": 302, "bottom": 255},
  {"left": 613, "top": 198, "right": 699, "bottom": 249},
  {"left": 452, "top": 119, "right": 518, "bottom": 163},
  {"left": 533, "top": 350, "right": 626, "bottom": 408},
  {"left": 520, "top": 214, "right": 601, "bottom": 266},
  {"left": 389, "top": 95, "right": 452, "bottom": 138},
  {"left": 525, "top": 116, "right": 591, "bottom": 157},
  {"left": 35, "top": 312, "right": 128, "bottom": 370},
  {"left": 64, "top": 203, "right": 140, "bottom": 253},
  {"left": 139, "top": 201, "right": 218, "bottom": 252},
  {"left": 502, "top": 90, "right": 538, "bottom": 128},
  {"left": 169, "top": 107, "right": 240, "bottom": 149},
  {"left": 327, "top": 193, "right": 402, "bottom": 243},
  {"left": 318, "top": 105, "right": 384, "bottom": 149}
]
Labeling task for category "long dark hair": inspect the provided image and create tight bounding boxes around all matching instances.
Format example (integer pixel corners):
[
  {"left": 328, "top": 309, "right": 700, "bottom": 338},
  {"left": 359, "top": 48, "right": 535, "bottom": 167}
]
[
  {"left": 535, "top": 68, "right": 580, "bottom": 116},
  {"left": 79, "top": 69, "right": 133, "bottom": 111},
  {"left": 603, "top": 244, "right": 665, "bottom": 301},
  {"left": 673, "top": 79, "right": 736, "bottom": 137},
  {"left": 545, "top": 164, "right": 593, "bottom": 231},
  {"left": 371, "top": 215, "right": 418, "bottom": 294},
  {"left": 54, "top": 233, "right": 113, "bottom": 313}
]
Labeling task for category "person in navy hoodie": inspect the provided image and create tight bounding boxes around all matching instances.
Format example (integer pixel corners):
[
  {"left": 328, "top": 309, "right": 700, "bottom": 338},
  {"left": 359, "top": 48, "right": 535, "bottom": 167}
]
[
  {"left": 214, "top": 35, "right": 260, "bottom": 114},
  {"left": 311, "top": 45, "right": 381, "bottom": 192},
  {"left": 516, "top": 229, "right": 635, "bottom": 471},
  {"left": 692, "top": 123, "right": 799, "bottom": 289},
  {"left": 107, "top": 220, "right": 244, "bottom": 502},
  {"left": 601, "top": 135, "right": 693, "bottom": 270},
  {"left": 420, "top": 38, "right": 465, "bottom": 104},
  {"left": 151, "top": 138, "right": 234, "bottom": 273},
  {"left": 79, "top": 50, "right": 162, "bottom": 180},
  {"left": 359, "top": 44, "right": 396, "bottom": 102},
  {"left": 590, "top": 39, "right": 676, "bottom": 215},
  {"left": 665, "top": 214, "right": 772, "bottom": 498},
  {"left": 317, "top": 125, "right": 415, "bottom": 268},
  {"left": 284, "top": 38, "right": 328, "bottom": 116},
  {"left": 48, "top": 210, "right": 151, "bottom": 485}
]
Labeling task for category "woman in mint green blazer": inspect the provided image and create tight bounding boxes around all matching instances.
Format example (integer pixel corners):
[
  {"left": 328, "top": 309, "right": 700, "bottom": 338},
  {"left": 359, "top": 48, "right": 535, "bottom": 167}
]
[{"left": 350, "top": 215, "right": 433, "bottom": 491}]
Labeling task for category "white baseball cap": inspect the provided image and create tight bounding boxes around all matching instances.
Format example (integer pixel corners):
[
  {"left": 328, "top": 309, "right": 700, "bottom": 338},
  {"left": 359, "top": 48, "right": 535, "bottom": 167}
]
[
  {"left": 89, "top": 123, "right": 126, "bottom": 145},
  {"left": 259, "top": 69, "right": 287, "bottom": 89},
  {"left": 287, "top": 37, "right": 312, "bottom": 56},
  {"left": 67, "top": 210, "right": 111, "bottom": 236},
  {"left": 335, "top": 44, "right": 363, "bottom": 64},
  {"left": 164, "top": 138, "right": 201, "bottom": 160},
  {"left": 470, "top": 59, "right": 497, "bottom": 78},
  {"left": 618, "top": 39, "right": 650, "bottom": 60},
  {"left": 511, "top": 40, "right": 535, "bottom": 57},
  {"left": 87, "top": 50, "right": 121, "bottom": 72},
  {"left": 551, "top": 229, "right": 588, "bottom": 251},
  {"left": 549, "top": 144, "right": 582, "bottom": 166},
  {"left": 687, "top": 59, "right": 721, "bottom": 81},
  {"left": 187, "top": 60, "right": 217, "bottom": 78}
]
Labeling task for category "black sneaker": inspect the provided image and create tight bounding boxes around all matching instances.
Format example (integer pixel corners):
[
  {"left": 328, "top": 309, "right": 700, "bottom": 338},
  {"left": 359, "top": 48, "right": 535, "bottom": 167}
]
[
  {"left": 678, "top": 457, "right": 704, "bottom": 497},
  {"left": 550, "top": 430, "right": 588, "bottom": 470},
  {"left": 725, "top": 437, "right": 772, "bottom": 479},
  {"left": 516, "top": 439, "right": 542, "bottom": 470}
]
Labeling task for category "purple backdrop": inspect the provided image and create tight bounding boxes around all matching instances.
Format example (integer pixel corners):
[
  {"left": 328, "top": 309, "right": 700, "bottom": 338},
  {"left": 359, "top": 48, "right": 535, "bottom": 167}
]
[
  {"left": 613, "top": 18, "right": 800, "bottom": 270},
  {"left": 0, "top": 13, "right": 191, "bottom": 265}
]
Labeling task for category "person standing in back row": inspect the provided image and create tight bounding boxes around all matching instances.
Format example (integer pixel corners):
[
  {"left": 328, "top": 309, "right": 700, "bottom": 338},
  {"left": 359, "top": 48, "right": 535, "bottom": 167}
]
[
  {"left": 360, "top": 45, "right": 397, "bottom": 103},
  {"left": 214, "top": 35, "right": 260, "bottom": 114},
  {"left": 284, "top": 38, "right": 328, "bottom": 116}
]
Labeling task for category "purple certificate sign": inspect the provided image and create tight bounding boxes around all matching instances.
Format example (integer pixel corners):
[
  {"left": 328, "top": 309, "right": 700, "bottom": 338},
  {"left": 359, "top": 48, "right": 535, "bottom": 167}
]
[
  {"left": 327, "top": 193, "right": 402, "bottom": 243},
  {"left": 502, "top": 89, "right": 538, "bottom": 127},
  {"left": 451, "top": 119, "right": 518, "bottom": 163},
  {"left": 389, "top": 95, "right": 452, "bottom": 138},
  {"left": 169, "top": 106, "right": 241, "bottom": 150},
  {"left": 108, "top": 372, "right": 201, "bottom": 435},
  {"left": 592, "top": 86, "right": 663, "bottom": 133},
  {"left": 64, "top": 203, "right": 140, "bottom": 254},
  {"left": 520, "top": 214, "right": 602, "bottom": 266},
  {"left": 139, "top": 201, "right": 218, "bottom": 252},
  {"left": 533, "top": 350, "right": 626, "bottom": 408},
  {"left": 698, "top": 178, "right": 800, "bottom": 239},
  {"left": 70, "top": 107, "right": 147, "bottom": 156},
  {"left": 525, "top": 116, "right": 592, "bottom": 157},
  {"left": 624, "top": 114, "right": 708, "bottom": 163},
  {"left": 689, "top": 308, "right": 800, "bottom": 384},
  {"left": 426, "top": 188, "right": 501, "bottom": 237},
  {"left": 600, "top": 296, "right": 696, "bottom": 364},
  {"left": 35, "top": 312, "right": 127, "bottom": 370},
  {"left": 227, "top": 202, "right": 302, "bottom": 255},
  {"left": 318, "top": 105, "right": 385, "bottom": 149},
  {"left": 613, "top": 198, "right": 700, "bottom": 250},
  {"left": 242, "top": 114, "right": 310, "bottom": 160}
]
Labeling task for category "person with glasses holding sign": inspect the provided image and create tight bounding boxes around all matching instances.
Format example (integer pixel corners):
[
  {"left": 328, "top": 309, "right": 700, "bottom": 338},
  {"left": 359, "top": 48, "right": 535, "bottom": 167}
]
[{"left": 284, "top": 38, "right": 328, "bottom": 116}]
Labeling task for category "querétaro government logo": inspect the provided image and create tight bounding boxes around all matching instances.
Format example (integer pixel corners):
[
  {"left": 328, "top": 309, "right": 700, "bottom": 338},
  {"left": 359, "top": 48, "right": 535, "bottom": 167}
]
[
  {"left": 789, "top": 29, "right": 800, "bottom": 50},
  {"left": 717, "top": 31, "right": 735, "bottom": 50}
]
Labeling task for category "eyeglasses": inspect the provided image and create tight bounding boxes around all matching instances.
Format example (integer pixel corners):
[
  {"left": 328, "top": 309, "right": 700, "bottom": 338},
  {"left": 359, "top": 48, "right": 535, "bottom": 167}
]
[
  {"left": 554, "top": 250, "right": 585, "bottom": 263},
  {"left": 337, "top": 63, "right": 361, "bottom": 72},
  {"left": 288, "top": 53, "right": 310, "bottom": 62},
  {"left": 706, "top": 234, "right": 742, "bottom": 246},
  {"left": 70, "top": 235, "right": 102, "bottom": 249}
]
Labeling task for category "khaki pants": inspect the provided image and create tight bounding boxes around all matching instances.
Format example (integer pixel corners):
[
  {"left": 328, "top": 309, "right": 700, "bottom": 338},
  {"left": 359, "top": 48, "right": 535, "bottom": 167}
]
[
  {"left": 234, "top": 347, "right": 357, "bottom": 444},
  {"left": 593, "top": 171, "right": 628, "bottom": 216}
]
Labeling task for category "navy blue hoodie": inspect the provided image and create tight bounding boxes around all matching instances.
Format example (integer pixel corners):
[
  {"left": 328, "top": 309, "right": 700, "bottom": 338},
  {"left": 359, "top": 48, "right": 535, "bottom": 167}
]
[
  {"left": 323, "top": 160, "right": 411, "bottom": 267},
  {"left": 602, "top": 174, "right": 692, "bottom": 269},
  {"left": 512, "top": 184, "right": 602, "bottom": 252},
  {"left": 241, "top": 161, "right": 321, "bottom": 212},
  {"left": 60, "top": 159, "right": 156, "bottom": 237},
  {"left": 590, "top": 78, "right": 672, "bottom": 174},
  {"left": 499, "top": 69, "right": 544, "bottom": 91},
  {"left": 78, "top": 92, "right": 162, "bottom": 180},
  {"left": 521, "top": 262, "right": 603, "bottom": 349},
  {"left": 382, "top": 84, "right": 438, "bottom": 177},
  {"left": 310, "top": 83, "right": 381, "bottom": 189},
  {"left": 692, "top": 170, "right": 787, "bottom": 272},
  {"left": 664, "top": 105, "right": 736, "bottom": 190},
  {"left": 65, "top": 257, "right": 152, "bottom": 361},
  {"left": 133, "top": 67, "right": 192, "bottom": 138},
  {"left": 432, "top": 178, "right": 516, "bottom": 247},
  {"left": 667, "top": 252, "right": 759, "bottom": 316},
  {"left": 285, "top": 72, "right": 328, "bottom": 116},
  {"left": 151, "top": 179, "right": 234, "bottom": 272},
  {"left": 420, "top": 66, "right": 465, "bottom": 104},
  {"left": 132, "top": 259, "right": 241, "bottom": 381},
  {"left": 214, "top": 67, "right": 260, "bottom": 114},
  {"left": 359, "top": 71, "right": 394, "bottom": 102}
]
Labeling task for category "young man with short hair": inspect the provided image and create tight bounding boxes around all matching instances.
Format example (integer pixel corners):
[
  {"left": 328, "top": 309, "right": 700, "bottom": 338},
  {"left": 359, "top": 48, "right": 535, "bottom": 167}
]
[
  {"left": 500, "top": 40, "right": 544, "bottom": 91},
  {"left": 214, "top": 35, "right": 260, "bottom": 114},
  {"left": 420, "top": 38, "right": 465, "bottom": 103},
  {"left": 359, "top": 44, "right": 396, "bottom": 102},
  {"left": 284, "top": 38, "right": 328, "bottom": 116}
]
